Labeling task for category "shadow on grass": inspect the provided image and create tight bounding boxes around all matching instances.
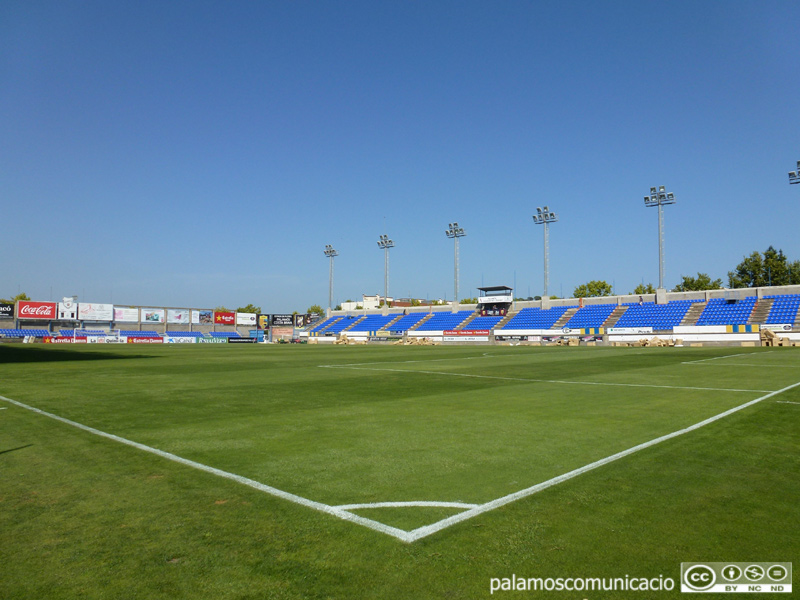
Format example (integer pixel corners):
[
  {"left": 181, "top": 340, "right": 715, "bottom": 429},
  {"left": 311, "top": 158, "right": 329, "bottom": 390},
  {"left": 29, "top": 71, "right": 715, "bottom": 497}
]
[
  {"left": 0, "top": 345, "right": 150, "bottom": 364},
  {"left": 0, "top": 444, "right": 33, "bottom": 456}
]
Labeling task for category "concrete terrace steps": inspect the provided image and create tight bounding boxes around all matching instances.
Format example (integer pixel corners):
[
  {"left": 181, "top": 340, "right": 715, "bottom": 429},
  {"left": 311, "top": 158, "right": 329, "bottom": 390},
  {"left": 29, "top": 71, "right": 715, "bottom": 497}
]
[
  {"left": 342, "top": 316, "right": 367, "bottom": 332},
  {"left": 602, "top": 305, "right": 628, "bottom": 328},
  {"left": 407, "top": 313, "right": 434, "bottom": 331},
  {"left": 494, "top": 311, "right": 517, "bottom": 330},
  {"left": 748, "top": 298, "right": 774, "bottom": 324},
  {"left": 455, "top": 310, "right": 481, "bottom": 330},
  {"left": 553, "top": 307, "right": 579, "bottom": 329},
  {"left": 383, "top": 314, "right": 404, "bottom": 330},
  {"left": 313, "top": 316, "right": 344, "bottom": 334},
  {"left": 680, "top": 301, "right": 707, "bottom": 326}
]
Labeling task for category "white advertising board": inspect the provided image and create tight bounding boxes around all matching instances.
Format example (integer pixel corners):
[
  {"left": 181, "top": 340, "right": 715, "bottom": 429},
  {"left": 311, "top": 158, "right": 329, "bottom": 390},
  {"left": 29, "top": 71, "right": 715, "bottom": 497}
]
[
  {"left": 78, "top": 303, "right": 114, "bottom": 322},
  {"left": 141, "top": 308, "right": 165, "bottom": 323},
  {"left": 114, "top": 307, "right": 140, "bottom": 323},
  {"left": 607, "top": 327, "right": 653, "bottom": 334},
  {"left": 479, "top": 295, "right": 512, "bottom": 304},
  {"left": 167, "top": 309, "right": 190, "bottom": 324},
  {"left": 236, "top": 312, "right": 257, "bottom": 326}
]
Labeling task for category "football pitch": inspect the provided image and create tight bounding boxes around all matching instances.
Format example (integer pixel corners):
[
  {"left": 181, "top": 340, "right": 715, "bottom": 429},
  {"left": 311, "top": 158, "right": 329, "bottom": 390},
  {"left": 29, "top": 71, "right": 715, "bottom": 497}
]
[{"left": 1, "top": 343, "right": 798, "bottom": 599}]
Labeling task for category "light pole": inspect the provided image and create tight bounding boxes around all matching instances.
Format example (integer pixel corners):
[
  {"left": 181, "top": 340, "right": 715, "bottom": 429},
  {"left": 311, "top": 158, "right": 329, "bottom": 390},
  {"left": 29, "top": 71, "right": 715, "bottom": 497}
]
[
  {"left": 644, "top": 185, "right": 676, "bottom": 290},
  {"left": 445, "top": 222, "right": 466, "bottom": 308},
  {"left": 789, "top": 160, "right": 800, "bottom": 185},
  {"left": 377, "top": 234, "right": 394, "bottom": 305},
  {"left": 532, "top": 206, "right": 558, "bottom": 297},
  {"left": 324, "top": 244, "right": 338, "bottom": 310}
]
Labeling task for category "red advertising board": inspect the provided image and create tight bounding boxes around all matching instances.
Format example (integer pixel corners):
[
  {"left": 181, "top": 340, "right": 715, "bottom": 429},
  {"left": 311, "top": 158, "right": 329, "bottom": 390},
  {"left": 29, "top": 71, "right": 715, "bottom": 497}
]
[
  {"left": 44, "top": 337, "right": 85, "bottom": 344},
  {"left": 17, "top": 301, "right": 57, "bottom": 320},
  {"left": 126, "top": 337, "right": 164, "bottom": 344},
  {"left": 214, "top": 311, "right": 235, "bottom": 325},
  {"left": 443, "top": 330, "right": 491, "bottom": 336}
]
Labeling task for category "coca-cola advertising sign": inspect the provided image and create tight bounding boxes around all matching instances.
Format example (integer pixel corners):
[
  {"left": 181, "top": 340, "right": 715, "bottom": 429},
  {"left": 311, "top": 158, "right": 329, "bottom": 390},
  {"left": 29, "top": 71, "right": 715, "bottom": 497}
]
[{"left": 18, "top": 301, "right": 57, "bottom": 320}]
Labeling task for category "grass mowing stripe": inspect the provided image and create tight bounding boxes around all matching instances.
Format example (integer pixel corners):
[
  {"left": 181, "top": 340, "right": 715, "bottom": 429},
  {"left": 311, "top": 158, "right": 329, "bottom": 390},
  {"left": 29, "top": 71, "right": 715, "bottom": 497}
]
[
  {"left": 0, "top": 394, "right": 415, "bottom": 543},
  {"left": 324, "top": 365, "right": 773, "bottom": 393},
  {"left": 405, "top": 379, "right": 800, "bottom": 542}
]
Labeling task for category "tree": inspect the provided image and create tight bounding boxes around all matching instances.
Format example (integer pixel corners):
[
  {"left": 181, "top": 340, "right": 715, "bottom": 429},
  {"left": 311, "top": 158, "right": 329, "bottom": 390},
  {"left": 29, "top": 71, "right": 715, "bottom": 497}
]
[
  {"left": 673, "top": 273, "right": 722, "bottom": 292},
  {"left": 728, "top": 246, "right": 800, "bottom": 288},
  {"left": 632, "top": 283, "right": 656, "bottom": 295},
  {"left": 236, "top": 303, "right": 261, "bottom": 314},
  {"left": 0, "top": 292, "right": 30, "bottom": 304},
  {"left": 334, "top": 304, "right": 342, "bottom": 311},
  {"left": 459, "top": 297, "right": 478, "bottom": 304},
  {"left": 573, "top": 280, "right": 613, "bottom": 298},
  {"left": 307, "top": 304, "right": 324, "bottom": 315},
  {"left": 213, "top": 306, "right": 231, "bottom": 312},
  {"left": 410, "top": 299, "right": 421, "bottom": 307}
]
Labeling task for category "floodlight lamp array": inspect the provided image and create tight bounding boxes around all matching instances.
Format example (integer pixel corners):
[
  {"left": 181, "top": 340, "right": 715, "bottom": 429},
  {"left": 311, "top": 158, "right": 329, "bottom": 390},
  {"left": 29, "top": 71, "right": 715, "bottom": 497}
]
[
  {"left": 323, "top": 244, "right": 338, "bottom": 258},
  {"left": 789, "top": 160, "right": 800, "bottom": 185},
  {"left": 377, "top": 234, "right": 394, "bottom": 249},
  {"left": 644, "top": 185, "right": 676, "bottom": 207},
  {"left": 532, "top": 206, "right": 558, "bottom": 224},
  {"left": 445, "top": 222, "right": 466, "bottom": 238}
]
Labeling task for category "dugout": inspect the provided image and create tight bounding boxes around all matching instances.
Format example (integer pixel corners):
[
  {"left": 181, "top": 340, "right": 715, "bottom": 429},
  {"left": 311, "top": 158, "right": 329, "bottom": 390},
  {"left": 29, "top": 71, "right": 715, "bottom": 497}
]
[{"left": 477, "top": 286, "right": 513, "bottom": 317}]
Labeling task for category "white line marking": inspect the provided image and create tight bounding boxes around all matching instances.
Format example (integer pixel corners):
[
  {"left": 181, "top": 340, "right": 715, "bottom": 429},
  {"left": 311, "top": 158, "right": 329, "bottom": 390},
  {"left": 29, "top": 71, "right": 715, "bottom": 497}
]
[
  {"left": 3, "top": 380, "right": 798, "bottom": 543},
  {"left": 776, "top": 400, "right": 800, "bottom": 405},
  {"left": 684, "top": 363, "right": 799, "bottom": 369},
  {"left": 323, "top": 365, "right": 773, "bottom": 394},
  {"left": 328, "top": 355, "right": 499, "bottom": 368},
  {"left": 0, "top": 394, "right": 414, "bottom": 543},
  {"left": 336, "top": 501, "right": 478, "bottom": 510},
  {"left": 681, "top": 351, "right": 772, "bottom": 365},
  {"left": 404, "top": 380, "right": 800, "bottom": 542}
]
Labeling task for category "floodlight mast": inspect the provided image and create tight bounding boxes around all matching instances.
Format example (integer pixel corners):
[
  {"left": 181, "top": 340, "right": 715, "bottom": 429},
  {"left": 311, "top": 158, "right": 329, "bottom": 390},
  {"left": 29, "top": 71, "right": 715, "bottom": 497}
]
[
  {"left": 532, "top": 206, "right": 558, "bottom": 297},
  {"left": 643, "top": 185, "right": 676, "bottom": 289},
  {"left": 377, "top": 234, "right": 394, "bottom": 305},
  {"left": 323, "top": 244, "right": 338, "bottom": 310},
  {"left": 445, "top": 222, "right": 466, "bottom": 308},
  {"left": 789, "top": 160, "right": 800, "bottom": 185}
]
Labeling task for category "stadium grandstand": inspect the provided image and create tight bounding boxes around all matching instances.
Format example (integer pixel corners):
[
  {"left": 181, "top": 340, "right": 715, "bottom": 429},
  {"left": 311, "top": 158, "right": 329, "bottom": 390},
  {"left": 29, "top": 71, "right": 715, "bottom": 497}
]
[{"left": 2, "top": 286, "right": 799, "bottom": 346}]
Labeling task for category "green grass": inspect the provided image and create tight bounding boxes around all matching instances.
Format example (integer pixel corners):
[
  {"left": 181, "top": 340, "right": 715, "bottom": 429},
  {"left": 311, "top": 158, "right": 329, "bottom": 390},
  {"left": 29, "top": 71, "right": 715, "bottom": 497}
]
[{"left": 0, "top": 343, "right": 798, "bottom": 599}]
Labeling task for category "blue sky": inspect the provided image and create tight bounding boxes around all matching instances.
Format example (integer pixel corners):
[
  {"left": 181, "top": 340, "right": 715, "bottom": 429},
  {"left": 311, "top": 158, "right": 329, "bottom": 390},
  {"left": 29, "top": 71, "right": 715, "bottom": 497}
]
[{"left": 2, "top": 1, "right": 799, "bottom": 312}]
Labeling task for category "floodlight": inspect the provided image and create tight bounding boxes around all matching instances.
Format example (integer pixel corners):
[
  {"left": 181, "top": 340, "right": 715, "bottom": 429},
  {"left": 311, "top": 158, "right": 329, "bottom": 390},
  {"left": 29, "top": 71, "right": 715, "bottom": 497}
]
[
  {"left": 532, "top": 205, "right": 558, "bottom": 296},
  {"left": 324, "top": 244, "right": 338, "bottom": 310},
  {"left": 790, "top": 161, "right": 800, "bottom": 185},
  {"left": 445, "top": 221, "right": 467, "bottom": 305},
  {"left": 643, "top": 185, "right": 676, "bottom": 289}
]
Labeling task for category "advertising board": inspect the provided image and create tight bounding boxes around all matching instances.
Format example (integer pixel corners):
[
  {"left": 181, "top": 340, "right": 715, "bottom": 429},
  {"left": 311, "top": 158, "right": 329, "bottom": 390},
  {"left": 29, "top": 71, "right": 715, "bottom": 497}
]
[
  {"left": 214, "top": 312, "right": 235, "bottom": 325},
  {"left": 78, "top": 303, "right": 114, "bottom": 322},
  {"left": 141, "top": 308, "right": 165, "bottom": 323},
  {"left": 443, "top": 330, "right": 491, "bottom": 336},
  {"left": 271, "top": 314, "right": 294, "bottom": 327},
  {"left": 193, "top": 310, "right": 213, "bottom": 324},
  {"left": 0, "top": 303, "right": 13, "bottom": 319},
  {"left": 227, "top": 337, "right": 257, "bottom": 344},
  {"left": 167, "top": 309, "right": 190, "bottom": 324},
  {"left": 236, "top": 312, "right": 256, "bottom": 326},
  {"left": 114, "top": 307, "right": 140, "bottom": 322},
  {"left": 126, "top": 337, "right": 164, "bottom": 344},
  {"left": 17, "top": 301, "right": 57, "bottom": 320}
]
